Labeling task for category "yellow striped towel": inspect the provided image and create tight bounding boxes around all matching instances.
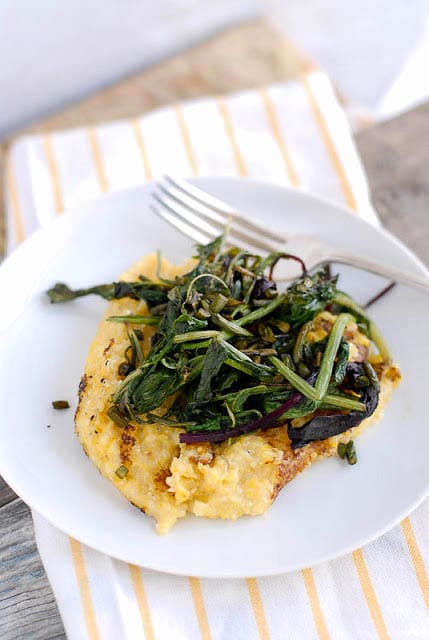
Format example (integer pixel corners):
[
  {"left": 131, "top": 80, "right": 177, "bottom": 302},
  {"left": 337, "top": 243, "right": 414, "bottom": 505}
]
[{"left": 5, "top": 71, "right": 429, "bottom": 640}]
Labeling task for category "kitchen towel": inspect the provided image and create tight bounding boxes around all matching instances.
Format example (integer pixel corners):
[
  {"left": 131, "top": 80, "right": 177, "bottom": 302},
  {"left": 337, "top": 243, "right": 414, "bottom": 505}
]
[{"left": 5, "top": 71, "right": 429, "bottom": 639}]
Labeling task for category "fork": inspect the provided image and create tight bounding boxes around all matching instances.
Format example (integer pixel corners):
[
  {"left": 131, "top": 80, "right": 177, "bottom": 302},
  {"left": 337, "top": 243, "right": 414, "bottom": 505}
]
[{"left": 151, "top": 175, "right": 429, "bottom": 292}]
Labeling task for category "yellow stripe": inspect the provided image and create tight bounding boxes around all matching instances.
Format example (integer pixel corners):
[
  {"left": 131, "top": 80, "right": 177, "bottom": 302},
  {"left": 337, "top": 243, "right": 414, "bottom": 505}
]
[
  {"left": 259, "top": 89, "right": 299, "bottom": 187},
  {"left": 6, "top": 164, "right": 25, "bottom": 244},
  {"left": 216, "top": 95, "right": 332, "bottom": 640},
  {"left": 87, "top": 128, "right": 109, "bottom": 193},
  {"left": 42, "top": 135, "right": 64, "bottom": 213},
  {"left": 171, "top": 112, "right": 215, "bottom": 640},
  {"left": 352, "top": 549, "right": 389, "bottom": 639},
  {"left": 301, "top": 75, "right": 357, "bottom": 210},
  {"left": 305, "top": 64, "right": 391, "bottom": 637},
  {"left": 128, "top": 565, "right": 155, "bottom": 640},
  {"left": 246, "top": 578, "right": 271, "bottom": 640},
  {"left": 216, "top": 111, "right": 274, "bottom": 639},
  {"left": 189, "top": 577, "right": 212, "bottom": 640},
  {"left": 174, "top": 105, "right": 198, "bottom": 175},
  {"left": 216, "top": 97, "right": 247, "bottom": 177},
  {"left": 132, "top": 119, "right": 153, "bottom": 180},
  {"left": 69, "top": 538, "right": 100, "bottom": 640},
  {"left": 316, "top": 65, "right": 394, "bottom": 636},
  {"left": 302, "top": 568, "right": 330, "bottom": 640},
  {"left": 401, "top": 518, "right": 429, "bottom": 609}
]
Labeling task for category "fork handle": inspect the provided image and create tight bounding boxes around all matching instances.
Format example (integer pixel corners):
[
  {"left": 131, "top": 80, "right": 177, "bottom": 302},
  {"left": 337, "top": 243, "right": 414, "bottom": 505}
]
[{"left": 326, "top": 251, "right": 429, "bottom": 293}]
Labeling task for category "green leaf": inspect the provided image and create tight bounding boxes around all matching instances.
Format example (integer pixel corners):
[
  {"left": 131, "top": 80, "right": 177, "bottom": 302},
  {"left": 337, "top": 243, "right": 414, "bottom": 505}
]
[
  {"left": 281, "top": 397, "right": 318, "bottom": 419},
  {"left": 195, "top": 234, "right": 225, "bottom": 262},
  {"left": 213, "top": 313, "right": 254, "bottom": 337},
  {"left": 285, "top": 272, "right": 338, "bottom": 327},
  {"left": 187, "top": 415, "right": 223, "bottom": 433},
  {"left": 46, "top": 280, "right": 169, "bottom": 305},
  {"left": 175, "top": 313, "right": 208, "bottom": 333},
  {"left": 221, "top": 340, "right": 272, "bottom": 379},
  {"left": 194, "top": 340, "right": 226, "bottom": 403},
  {"left": 159, "top": 287, "right": 183, "bottom": 335},
  {"left": 127, "top": 370, "right": 181, "bottom": 414}
]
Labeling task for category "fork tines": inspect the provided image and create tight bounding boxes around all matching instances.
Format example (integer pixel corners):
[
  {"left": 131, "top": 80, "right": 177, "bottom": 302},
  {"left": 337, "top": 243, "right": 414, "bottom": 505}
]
[{"left": 151, "top": 175, "right": 283, "bottom": 254}]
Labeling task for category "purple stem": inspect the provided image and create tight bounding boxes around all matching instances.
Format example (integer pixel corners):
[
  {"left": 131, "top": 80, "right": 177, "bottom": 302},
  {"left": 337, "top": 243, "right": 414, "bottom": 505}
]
[
  {"left": 364, "top": 282, "right": 396, "bottom": 309},
  {"left": 269, "top": 253, "right": 307, "bottom": 279},
  {"left": 179, "top": 391, "right": 303, "bottom": 444}
]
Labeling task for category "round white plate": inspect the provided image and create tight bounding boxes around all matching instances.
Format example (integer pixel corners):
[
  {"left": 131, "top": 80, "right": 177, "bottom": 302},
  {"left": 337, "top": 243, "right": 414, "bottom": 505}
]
[{"left": 0, "top": 177, "right": 428, "bottom": 578}]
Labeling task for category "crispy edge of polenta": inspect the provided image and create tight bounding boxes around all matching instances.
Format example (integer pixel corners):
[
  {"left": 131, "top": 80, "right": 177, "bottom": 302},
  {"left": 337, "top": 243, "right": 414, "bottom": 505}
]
[
  {"left": 74, "top": 254, "right": 196, "bottom": 532},
  {"left": 271, "top": 361, "right": 401, "bottom": 501}
]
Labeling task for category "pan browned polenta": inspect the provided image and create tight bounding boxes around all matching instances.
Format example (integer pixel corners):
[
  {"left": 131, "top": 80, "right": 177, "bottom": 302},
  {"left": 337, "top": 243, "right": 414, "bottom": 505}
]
[{"left": 75, "top": 254, "right": 400, "bottom": 533}]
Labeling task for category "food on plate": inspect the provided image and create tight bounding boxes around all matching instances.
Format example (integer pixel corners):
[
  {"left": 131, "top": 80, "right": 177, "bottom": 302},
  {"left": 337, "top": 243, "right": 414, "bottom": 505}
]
[
  {"left": 47, "top": 236, "right": 401, "bottom": 533},
  {"left": 52, "top": 400, "right": 70, "bottom": 410}
]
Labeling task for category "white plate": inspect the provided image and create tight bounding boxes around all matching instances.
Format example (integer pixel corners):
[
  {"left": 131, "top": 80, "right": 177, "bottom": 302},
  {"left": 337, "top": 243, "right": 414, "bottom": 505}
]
[{"left": 0, "top": 177, "right": 428, "bottom": 578}]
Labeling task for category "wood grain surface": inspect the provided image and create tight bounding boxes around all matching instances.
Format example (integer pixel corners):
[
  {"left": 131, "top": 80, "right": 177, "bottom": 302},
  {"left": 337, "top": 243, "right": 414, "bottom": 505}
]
[
  {"left": 0, "top": 18, "right": 428, "bottom": 640},
  {"left": 0, "top": 492, "right": 65, "bottom": 640},
  {"left": 356, "top": 103, "right": 429, "bottom": 264}
]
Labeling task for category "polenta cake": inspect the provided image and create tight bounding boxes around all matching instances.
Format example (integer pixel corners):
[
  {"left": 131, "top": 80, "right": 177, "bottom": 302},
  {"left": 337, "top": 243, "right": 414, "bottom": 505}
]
[{"left": 47, "top": 236, "right": 400, "bottom": 533}]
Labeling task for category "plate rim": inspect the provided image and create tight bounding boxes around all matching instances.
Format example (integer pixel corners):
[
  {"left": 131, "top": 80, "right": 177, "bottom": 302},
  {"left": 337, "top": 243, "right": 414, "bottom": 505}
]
[
  {"left": 0, "top": 176, "right": 428, "bottom": 578},
  {"left": 1, "top": 177, "right": 428, "bottom": 284}
]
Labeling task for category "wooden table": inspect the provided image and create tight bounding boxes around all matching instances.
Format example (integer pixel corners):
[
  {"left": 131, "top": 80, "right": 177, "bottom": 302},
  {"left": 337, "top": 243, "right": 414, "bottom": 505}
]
[{"left": 1, "top": 19, "right": 428, "bottom": 640}]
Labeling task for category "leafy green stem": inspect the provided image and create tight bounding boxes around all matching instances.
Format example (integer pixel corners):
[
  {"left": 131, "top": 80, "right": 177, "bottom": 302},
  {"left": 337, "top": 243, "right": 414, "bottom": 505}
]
[
  {"left": 334, "top": 292, "right": 391, "bottom": 361},
  {"left": 235, "top": 293, "right": 287, "bottom": 326},
  {"left": 321, "top": 393, "right": 365, "bottom": 412},
  {"left": 315, "top": 313, "right": 353, "bottom": 398},
  {"left": 173, "top": 330, "right": 221, "bottom": 344},
  {"left": 268, "top": 355, "right": 319, "bottom": 401},
  {"left": 108, "top": 315, "right": 160, "bottom": 325}
]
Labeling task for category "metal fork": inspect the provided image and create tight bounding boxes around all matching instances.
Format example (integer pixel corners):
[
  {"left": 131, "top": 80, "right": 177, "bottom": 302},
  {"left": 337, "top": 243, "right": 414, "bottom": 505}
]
[{"left": 151, "top": 175, "right": 429, "bottom": 291}]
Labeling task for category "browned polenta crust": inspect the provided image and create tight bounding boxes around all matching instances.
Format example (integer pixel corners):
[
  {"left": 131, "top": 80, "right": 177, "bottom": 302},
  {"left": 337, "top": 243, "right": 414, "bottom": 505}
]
[{"left": 270, "top": 361, "right": 400, "bottom": 500}]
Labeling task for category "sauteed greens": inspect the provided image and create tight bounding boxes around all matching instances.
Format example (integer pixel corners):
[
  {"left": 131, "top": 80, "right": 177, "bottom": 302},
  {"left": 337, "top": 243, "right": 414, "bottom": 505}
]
[{"left": 47, "top": 235, "right": 390, "bottom": 449}]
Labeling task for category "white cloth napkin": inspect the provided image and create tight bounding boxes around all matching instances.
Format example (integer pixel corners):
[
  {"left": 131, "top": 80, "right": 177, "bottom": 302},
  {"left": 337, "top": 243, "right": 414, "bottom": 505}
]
[{"left": 5, "top": 71, "right": 429, "bottom": 640}]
